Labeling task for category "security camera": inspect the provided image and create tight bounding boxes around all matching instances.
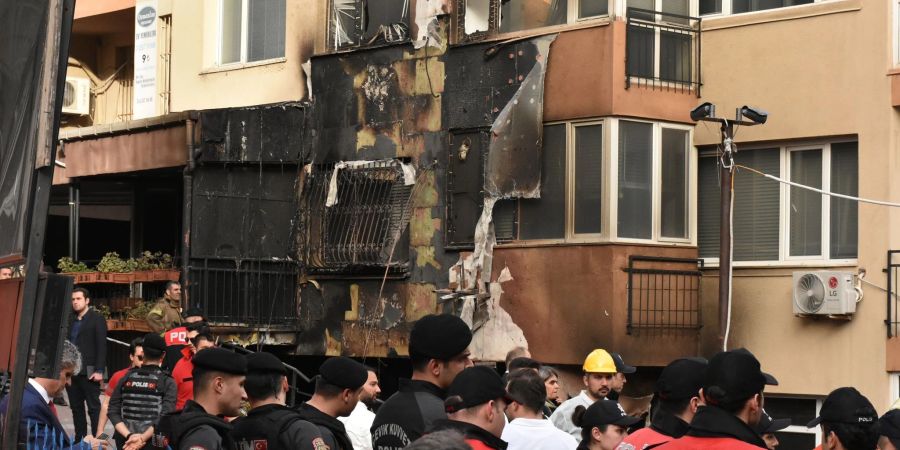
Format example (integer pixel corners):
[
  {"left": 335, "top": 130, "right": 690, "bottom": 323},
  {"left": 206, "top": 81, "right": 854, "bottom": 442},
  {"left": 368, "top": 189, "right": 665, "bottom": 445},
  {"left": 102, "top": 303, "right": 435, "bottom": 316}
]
[
  {"left": 690, "top": 102, "right": 715, "bottom": 122},
  {"left": 739, "top": 105, "right": 768, "bottom": 124}
]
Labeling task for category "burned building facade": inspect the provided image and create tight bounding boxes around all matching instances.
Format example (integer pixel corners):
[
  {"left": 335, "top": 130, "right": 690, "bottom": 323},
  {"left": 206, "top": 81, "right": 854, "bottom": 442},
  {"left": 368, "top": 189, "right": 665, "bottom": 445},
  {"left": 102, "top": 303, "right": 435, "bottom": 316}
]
[{"left": 297, "top": 0, "right": 703, "bottom": 367}]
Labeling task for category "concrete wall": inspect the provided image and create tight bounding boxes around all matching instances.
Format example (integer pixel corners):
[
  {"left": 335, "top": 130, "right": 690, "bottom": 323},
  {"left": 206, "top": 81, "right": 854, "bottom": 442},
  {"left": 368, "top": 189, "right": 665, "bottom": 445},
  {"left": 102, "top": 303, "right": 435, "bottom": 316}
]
[
  {"left": 695, "top": 0, "right": 899, "bottom": 410},
  {"left": 168, "top": 0, "right": 316, "bottom": 111}
]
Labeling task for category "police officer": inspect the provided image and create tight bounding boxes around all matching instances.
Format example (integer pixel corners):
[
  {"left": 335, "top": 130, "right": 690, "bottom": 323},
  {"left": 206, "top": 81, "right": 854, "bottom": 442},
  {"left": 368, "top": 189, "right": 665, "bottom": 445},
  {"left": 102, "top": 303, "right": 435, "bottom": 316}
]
[
  {"left": 655, "top": 348, "right": 778, "bottom": 450},
  {"left": 618, "top": 358, "right": 707, "bottom": 450},
  {"left": 877, "top": 409, "right": 900, "bottom": 450},
  {"left": 296, "top": 356, "right": 369, "bottom": 450},
  {"left": 429, "top": 366, "right": 510, "bottom": 450},
  {"left": 550, "top": 349, "right": 618, "bottom": 441},
  {"left": 108, "top": 333, "right": 177, "bottom": 450},
  {"left": 152, "top": 347, "right": 247, "bottom": 450},
  {"left": 607, "top": 353, "right": 636, "bottom": 402},
  {"left": 807, "top": 387, "right": 878, "bottom": 450},
  {"left": 231, "top": 352, "right": 327, "bottom": 450},
  {"left": 756, "top": 409, "right": 790, "bottom": 450},
  {"left": 371, "top": 314, "right": 474, "bottom": 449}
]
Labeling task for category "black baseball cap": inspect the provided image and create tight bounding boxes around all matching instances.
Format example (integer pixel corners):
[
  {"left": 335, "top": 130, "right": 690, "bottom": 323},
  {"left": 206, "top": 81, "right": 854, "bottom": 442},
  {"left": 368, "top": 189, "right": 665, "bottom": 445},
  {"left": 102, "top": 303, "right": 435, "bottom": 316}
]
[
  {"left": 409, "top": 314, "right": 473, "bottom": 361},
  {"left": 878, "top": 409, "right": 900, "bottom": 448},
  {"left": 579, "top": 400, "right": 641, "bottom": 430},
  {"left": 807, "top": 387, "right": 877, "bottom": 428},
  {"left": 141, "top": 333, "right": 167, "bottom": 354},
  {"left": 704, "top": 348, "right": 777, "bottom": 406},
  {"left": 610, "top": 353, "right": 637, "bottom": 374},
  {"left": 656, "top": 357, "right": 707, "bottom": 401},
  {"left": 445, "top": 366, "right": 508, "bottom": 413},
  {"left": 757, "top": 409, "right": 791, "bottom": 434}
]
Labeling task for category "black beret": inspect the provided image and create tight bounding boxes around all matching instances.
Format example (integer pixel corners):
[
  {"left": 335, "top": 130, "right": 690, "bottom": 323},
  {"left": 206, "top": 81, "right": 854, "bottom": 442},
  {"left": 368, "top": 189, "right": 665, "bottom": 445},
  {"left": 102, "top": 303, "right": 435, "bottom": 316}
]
[
  {"left": 141, "top": 333, "right": 167, "bottom": 354},
  {"left": 409, "top": 314, "right": 473, "bottom": 360},
  {"left": 192, "top": 347, "right": 247, "bottom": 375},
  {"left": 247, "top": 352, "right": 287, "bottom": 375},
  {"left": 319, "top": 357, "right": 368, "bottom": 390},
  {"left": 182, "top": 308, "right": 205, "bottom": 319}
]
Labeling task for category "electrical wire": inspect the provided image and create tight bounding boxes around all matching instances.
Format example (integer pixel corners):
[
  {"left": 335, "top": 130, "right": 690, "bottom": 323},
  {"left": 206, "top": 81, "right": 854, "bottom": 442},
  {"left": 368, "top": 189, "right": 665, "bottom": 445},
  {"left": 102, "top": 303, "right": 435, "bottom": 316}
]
[
  {"left": 736, "top": 164, "right": 900, "bottom": 208},
  {"left": 723, "top": 165, "right": 734, "bottom": 352}
]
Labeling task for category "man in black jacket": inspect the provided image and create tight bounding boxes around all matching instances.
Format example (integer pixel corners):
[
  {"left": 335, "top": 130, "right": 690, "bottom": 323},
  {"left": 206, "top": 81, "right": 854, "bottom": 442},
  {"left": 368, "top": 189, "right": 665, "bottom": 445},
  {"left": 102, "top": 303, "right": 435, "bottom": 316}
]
[
  {"left": 68, "top": 287, "right": 108, "bottom": 441},
  {"left": 428, "top": 365, "right": 509, "bottom": 450},
  {"left": 296, "top": 356, "right": 369, "bottom": 450},
  {"left": 371, "top": 314, "right": 473, "bottom": 449}
]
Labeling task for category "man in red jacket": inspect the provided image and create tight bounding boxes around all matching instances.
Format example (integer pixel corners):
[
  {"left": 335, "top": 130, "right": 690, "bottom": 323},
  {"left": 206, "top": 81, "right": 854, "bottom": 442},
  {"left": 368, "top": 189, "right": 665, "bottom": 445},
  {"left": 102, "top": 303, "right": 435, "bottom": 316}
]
[
  {"left": 655, "top": 348, "right": 778, "bottom": 450},
  {"left": 618, "top": 358, "right": 707, "bottom": 450},
  {"left": 428, "top": 366, "right": 510, "bottom": 450},
  {"left": 172, "top": 332, "right": 216, "bottom": 410}
]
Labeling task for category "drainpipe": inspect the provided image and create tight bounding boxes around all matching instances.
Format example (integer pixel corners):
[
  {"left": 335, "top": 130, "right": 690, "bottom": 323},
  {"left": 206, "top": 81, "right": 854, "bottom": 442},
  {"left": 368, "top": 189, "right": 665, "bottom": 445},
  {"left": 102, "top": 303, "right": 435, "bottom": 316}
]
[{"left": 182, "top": 113, "right": 197, "bottom": 307}]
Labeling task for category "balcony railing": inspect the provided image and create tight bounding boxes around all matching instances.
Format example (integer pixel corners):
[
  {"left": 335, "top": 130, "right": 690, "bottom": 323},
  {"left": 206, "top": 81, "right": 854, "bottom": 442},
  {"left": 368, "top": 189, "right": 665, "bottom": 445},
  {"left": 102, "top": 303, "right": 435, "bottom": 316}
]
[
  {"left": 887, "top": 251, "right": 900, "bottom": 337},
  {"left": 625, "top": 7, "right": 701, "bottom": 96},
  {"left": 625, "top": 255, "right": 704, "bottom": 334}
]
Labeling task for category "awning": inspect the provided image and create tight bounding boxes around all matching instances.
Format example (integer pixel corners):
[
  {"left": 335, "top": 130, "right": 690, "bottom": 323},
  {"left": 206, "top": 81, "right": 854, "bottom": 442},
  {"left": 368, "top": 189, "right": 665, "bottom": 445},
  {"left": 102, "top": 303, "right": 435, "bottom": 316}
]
[{"left": 58, "top": 112, "right": 190, "bottom": 181}]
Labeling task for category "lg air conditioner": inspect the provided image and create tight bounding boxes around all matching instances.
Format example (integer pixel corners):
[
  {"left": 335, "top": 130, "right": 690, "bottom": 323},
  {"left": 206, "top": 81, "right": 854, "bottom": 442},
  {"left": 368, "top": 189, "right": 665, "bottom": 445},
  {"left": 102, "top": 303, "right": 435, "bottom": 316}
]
[
  {"left": 792, "top": 271, "right": 857, "bottom": 316},
  {"left": 62, "top": 77, "right": 90, "bottom": 115}
]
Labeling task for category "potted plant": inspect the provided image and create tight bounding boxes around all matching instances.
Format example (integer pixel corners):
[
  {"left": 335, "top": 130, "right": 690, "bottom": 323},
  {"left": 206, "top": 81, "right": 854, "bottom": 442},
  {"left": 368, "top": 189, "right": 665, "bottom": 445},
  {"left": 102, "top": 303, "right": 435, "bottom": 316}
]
[
  {"left": 57, "top": 257, "right": 97, "bottom": 283},
  {"left": 96, "top": 252, "right": 135, "bottom": 283}
]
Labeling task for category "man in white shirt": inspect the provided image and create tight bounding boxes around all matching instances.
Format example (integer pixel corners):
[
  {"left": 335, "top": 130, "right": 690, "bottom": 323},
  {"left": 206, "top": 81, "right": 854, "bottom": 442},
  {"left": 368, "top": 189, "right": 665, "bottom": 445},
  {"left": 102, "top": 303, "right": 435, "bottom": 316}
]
[
  {"left": 549, "top": 348, "right": 617, "bottom": 441},
  {"left": 339, "top": 367, "right": 381, "bottom": 450},
  {"left": 503, "top": 369, "right": 577, "bottom": 450}
]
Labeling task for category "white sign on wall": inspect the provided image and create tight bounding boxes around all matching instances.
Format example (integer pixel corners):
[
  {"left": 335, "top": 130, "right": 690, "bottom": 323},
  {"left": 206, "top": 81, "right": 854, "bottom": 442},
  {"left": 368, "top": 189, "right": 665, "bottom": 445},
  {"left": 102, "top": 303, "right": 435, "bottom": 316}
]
[{"left": 133, "top": 0, "right": 158, "bottom": 119}]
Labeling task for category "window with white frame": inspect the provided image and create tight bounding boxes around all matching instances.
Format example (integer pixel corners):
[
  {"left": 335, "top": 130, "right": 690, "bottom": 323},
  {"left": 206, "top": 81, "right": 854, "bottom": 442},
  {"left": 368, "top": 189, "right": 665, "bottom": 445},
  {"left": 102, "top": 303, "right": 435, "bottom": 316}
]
[
  {"left": 697, "top": 141, "right": 858, "bottom": 263},
  {"left": 461, "top": 0, "right": 611, "bottom": 39},
  {"left": 699, "top": 0, "right": 815, "bottom": 17},
  {"left": 513, "top": 118, "right": 692, "bottom": 243},
  {"left": 219, "top": 0, "right": 286, "bottom": 65},
  {"left": 625, "top": 0, "right": 696, "bottom": 85},
  {"left": 765, "top": 396, "right": 823, "bottom": 448}
]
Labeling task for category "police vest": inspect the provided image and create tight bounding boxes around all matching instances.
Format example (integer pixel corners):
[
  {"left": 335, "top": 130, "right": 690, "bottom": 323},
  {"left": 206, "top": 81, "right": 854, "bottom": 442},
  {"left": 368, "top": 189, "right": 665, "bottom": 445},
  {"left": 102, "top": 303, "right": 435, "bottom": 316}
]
[
  {"left": 150, "top": 408, "right": 235, "bottom": 450},
  {"left": 231, "top": 406, "right": 305, "bottom": 450},
  {"left": 120, "top": 366, "right": 167, "bottom": 433}
]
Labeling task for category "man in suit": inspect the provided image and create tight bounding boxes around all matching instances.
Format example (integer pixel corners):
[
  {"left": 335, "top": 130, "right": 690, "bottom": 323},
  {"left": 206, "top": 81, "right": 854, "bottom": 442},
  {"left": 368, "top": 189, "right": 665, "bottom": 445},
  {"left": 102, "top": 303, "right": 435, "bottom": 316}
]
[
  {"left": 67, "top": 287, "right": 108, "bottom": 441},
  {"left": 0, "top": 340, "right": 107, "bottom": 449}
]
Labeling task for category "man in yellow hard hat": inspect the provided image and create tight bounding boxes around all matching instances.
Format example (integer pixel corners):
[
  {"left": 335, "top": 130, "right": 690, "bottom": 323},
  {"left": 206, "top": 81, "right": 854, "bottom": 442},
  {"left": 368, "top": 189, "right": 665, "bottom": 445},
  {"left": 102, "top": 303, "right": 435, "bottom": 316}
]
[{"left": 549, "top": 349, "right": 617, "bottom": 441}]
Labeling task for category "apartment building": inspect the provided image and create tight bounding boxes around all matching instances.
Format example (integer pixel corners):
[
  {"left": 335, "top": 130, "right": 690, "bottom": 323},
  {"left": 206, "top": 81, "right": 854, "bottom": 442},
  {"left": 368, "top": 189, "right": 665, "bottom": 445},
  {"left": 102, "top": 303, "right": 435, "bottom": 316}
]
[{"left": 51, "top": 2, "right": 899, "bottom": 444}]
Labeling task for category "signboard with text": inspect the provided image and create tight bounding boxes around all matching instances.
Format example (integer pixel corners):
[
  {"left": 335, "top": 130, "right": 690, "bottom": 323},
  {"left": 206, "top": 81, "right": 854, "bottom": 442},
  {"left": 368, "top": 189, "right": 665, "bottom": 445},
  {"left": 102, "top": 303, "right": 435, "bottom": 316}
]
[{"left": 133, "top": 0, "right": 158, "bottom": 119}]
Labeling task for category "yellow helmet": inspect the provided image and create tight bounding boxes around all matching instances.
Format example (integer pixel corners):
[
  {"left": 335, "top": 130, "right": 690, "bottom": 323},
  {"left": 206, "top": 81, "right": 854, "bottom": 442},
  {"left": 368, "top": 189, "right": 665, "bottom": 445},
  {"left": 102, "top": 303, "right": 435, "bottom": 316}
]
[{"left": 582, "top": 349, "right": 617, "bottom": 373}]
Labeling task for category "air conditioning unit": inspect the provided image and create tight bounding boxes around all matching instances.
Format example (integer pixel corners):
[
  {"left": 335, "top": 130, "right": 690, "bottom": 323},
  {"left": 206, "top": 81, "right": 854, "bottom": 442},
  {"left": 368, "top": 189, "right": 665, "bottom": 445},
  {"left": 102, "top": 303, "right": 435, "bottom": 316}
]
[
  {"left": 792, "top": 271, "right": 857, "bottom": 316},
  {"left": 62, "top": 77, "right": 90, "bottom": 115}
]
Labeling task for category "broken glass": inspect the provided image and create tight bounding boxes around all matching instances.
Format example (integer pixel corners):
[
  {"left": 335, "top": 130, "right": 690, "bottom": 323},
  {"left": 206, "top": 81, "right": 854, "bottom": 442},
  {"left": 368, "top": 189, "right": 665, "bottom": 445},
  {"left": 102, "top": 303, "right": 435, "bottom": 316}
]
[{"left": 499, "top": 0, "right": 566, "bottom": 33}]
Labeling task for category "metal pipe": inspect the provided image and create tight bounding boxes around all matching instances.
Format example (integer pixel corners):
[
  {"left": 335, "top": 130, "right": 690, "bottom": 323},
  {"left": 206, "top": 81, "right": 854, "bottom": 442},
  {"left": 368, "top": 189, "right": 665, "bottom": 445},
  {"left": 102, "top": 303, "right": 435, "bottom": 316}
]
[
  {"left": 718, "top": 121, "right": 735, "bottom": 350},
  {"left": 181, "top": 116, "right": 196, "bottom": 308}
]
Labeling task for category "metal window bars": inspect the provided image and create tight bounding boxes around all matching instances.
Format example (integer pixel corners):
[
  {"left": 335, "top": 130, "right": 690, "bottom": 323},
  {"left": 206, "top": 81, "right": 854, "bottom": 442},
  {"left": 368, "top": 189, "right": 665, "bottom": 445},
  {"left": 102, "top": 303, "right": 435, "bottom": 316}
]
[
  {"left": 625, "top": 7, "right": 702, "bottom": 97},
  {"left": 887, "top": 250, "right": 900, "bottom": 337},
  {"left": 625, "top": 255, "right": 703, "bottom": 334},
  {"left": 300, "top": 160, "right": 414, "bottom": 273}
]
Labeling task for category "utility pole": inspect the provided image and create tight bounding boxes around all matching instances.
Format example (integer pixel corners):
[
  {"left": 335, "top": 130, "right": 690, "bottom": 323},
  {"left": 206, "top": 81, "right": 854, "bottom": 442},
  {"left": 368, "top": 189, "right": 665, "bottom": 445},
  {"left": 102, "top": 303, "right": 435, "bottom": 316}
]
[{"left": 690, "top": 103, "right": 767, "bottom": 350}]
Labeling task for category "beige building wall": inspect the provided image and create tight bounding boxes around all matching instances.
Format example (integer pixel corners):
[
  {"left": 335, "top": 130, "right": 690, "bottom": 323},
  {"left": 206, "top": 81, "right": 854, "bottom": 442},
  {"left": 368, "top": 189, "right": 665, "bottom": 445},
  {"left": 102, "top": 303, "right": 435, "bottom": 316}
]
[
  {"left": 695, "top": 0, "right": 899, "bottom": 411},
  {"left": 167, "top": 0, "right": 317, "bottom": 112}
]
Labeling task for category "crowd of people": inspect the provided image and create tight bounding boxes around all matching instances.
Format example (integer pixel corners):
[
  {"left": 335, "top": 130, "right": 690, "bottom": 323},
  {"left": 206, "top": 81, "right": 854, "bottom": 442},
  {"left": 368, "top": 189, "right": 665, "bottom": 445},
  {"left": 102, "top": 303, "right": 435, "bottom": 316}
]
[{"left": 4, "top": 285, "right": 900, "bottom": 450}]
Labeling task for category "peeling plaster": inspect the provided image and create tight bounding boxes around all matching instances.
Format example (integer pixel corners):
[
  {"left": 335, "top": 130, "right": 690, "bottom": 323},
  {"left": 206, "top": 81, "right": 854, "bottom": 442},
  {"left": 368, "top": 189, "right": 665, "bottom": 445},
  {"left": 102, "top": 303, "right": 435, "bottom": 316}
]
[
  {"left": 415, "top": 246, "right": 441, "bottom": 270},
  {"left": 404, "top": 283, "right": 437, "bottom": 321},
  {"left": 411, "top": 170, "right": 439, "bottom": 208},
  {"left": 410, "top": 208, "right": 440, "bottom": 247},
  {"left": 464, "top": 267, "right": 528, "bottom": 361},
  {"left": 345, "top": 283, "right": 360, "bottom": 321}
]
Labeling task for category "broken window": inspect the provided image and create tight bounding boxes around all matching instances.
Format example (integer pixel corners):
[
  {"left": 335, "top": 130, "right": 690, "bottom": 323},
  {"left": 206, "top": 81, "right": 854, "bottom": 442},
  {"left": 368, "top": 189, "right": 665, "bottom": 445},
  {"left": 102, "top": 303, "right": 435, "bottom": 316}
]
[
  {"left": 465, "top": 0, "right": 492, "bottom": 35},
  {"left": 447, "top": 129, "right": 517, "bottom": 247},
  {"left": 499, "top": 0, "right": 567, "bottom": 33},
  {"left": 301, "top": 160, "right": 414, "bottom": 273},
  {"left": 330, "top": 0, "right": 411, "bottom": 50}
]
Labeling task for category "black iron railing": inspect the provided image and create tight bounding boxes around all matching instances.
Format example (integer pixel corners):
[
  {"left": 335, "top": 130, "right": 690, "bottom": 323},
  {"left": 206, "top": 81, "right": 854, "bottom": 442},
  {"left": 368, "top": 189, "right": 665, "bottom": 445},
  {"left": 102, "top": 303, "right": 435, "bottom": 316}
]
[
  {"left": 187, "top": 258, "right": 298, "bottom": 326},
  {"left": 887, "top": 251, "right": 900, "bottom": 337},
  {"left": 625, "top": 255, "right": 703, "bottom": 334},
  {"left": 300, "top": 160, "right": 413, "bottom": 273},
  {"left": 625, "top": 7, "right": 702, "bottom": 96}
]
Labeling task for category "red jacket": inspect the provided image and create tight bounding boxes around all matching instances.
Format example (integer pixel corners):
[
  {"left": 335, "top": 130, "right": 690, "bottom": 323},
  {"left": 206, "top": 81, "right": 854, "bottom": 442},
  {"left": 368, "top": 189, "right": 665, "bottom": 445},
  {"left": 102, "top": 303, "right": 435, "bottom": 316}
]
[
  {"left": 618, "top": 427, "right": 674, "bottom": 450},
  {"left": 172, "top": 346, "right": 194, "bottom": 410},
  {"left": 654, "top": 435, "right": 764, "bottom": 450}
]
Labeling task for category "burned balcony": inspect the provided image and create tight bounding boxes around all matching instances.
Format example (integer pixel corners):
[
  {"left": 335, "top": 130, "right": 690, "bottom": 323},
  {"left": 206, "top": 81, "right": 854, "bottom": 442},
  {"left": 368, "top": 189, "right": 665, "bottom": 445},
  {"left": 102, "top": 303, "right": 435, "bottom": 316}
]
[
  {"left": 329, "top": 0, "right": 412, "bottom": 50},
  {"left": 625, "top": 7, "right": 701, "bottom": 95},
  {"left": 300, "top": 160, "right": 414, "bottom": 273}
]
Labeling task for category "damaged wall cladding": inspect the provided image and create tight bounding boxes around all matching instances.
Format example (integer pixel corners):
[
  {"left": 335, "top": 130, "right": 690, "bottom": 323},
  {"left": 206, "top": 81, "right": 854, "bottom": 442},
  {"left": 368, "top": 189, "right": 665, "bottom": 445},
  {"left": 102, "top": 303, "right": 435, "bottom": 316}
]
[
  {"left": 188, "top": 103, "right": 309, "bottom": 326},
  {"left": 302, "top": 15, "right": 555, "bottom": 360}
]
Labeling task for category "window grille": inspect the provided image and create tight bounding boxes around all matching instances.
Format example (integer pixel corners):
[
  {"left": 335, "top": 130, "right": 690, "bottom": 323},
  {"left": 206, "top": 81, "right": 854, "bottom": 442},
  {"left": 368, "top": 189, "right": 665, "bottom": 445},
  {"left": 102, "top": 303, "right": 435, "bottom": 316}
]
[
  {"left": 625, "top": 255, "right": 703, "bottom": 334},
  {"left": 301, "top": 160, "right": 413, "bottom": 272}
]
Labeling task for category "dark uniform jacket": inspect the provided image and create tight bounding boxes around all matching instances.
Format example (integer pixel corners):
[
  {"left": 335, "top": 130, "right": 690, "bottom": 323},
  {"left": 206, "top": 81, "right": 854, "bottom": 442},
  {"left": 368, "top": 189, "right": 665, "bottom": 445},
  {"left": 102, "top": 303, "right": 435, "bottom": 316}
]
[
  {"left": 655, "top": 406, "right": 768, "bottom": 450},
  {"left": 429, "top": 419, "right": 508, "bottom": 450},
  {"left": 153, "top": 400, "right": 236, "bottom": 450},
  {"left": 618, "top": 409, "right": 690, "bottom": 450},
  {"left": 370, "top": 379, "right": 446, "bottom": 449},
  {"left": 231, "top": 404, "right": 327, "bottom": 450},
  {"left": 71, "top": 308, "right": 107, "bottom": 376},
  {"left": 108, "top": 365, "right": 177, "bottom": 435},
  {"left": 295, "top": 402, "right": 354, "bottom": 450}
]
